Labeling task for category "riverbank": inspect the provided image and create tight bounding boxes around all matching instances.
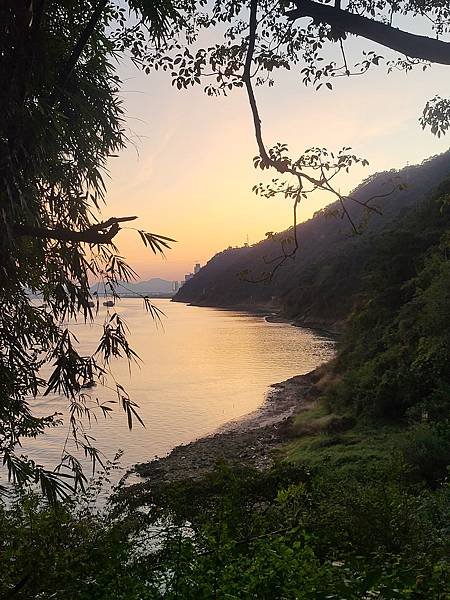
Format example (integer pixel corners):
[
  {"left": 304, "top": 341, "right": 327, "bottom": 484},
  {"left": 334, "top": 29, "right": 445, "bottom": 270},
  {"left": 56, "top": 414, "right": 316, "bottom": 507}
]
[
  {"left": 173, "top": 297, "right": 344, "bottom": 336},
  {"left": 133, "top": 369, "right": 321, "bottom": 484},
  {"left": 128, "top": 363, "right": 414, "bottom": 497},
  {"left": 265, "top": 313, "right": 343, "bottom": 336}
]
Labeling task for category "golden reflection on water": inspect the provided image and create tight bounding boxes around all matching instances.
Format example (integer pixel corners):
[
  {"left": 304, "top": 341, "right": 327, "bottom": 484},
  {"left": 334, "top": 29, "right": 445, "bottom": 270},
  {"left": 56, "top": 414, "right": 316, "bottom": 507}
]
[{"left": 25, "top": 299, "right": 335, "bottom": 470}]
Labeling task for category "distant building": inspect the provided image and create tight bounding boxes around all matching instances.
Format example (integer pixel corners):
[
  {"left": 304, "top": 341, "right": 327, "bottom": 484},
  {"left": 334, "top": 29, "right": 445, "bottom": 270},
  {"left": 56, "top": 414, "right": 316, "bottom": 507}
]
[
  {"left": 172, "top": 281, "right": 179, "bottom": 292},
  {"left": 194, "top": 263, "right": 201, "bottom": 274},
  {"left": 184, "top": 273, "right": 194, "bottom": 282}
]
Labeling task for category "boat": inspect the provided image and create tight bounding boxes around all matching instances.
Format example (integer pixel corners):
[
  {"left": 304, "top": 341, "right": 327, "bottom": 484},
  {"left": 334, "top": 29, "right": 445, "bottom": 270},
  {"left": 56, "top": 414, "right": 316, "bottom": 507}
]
[{"left": 103, "top": 300, "right": 114, "bottom": 307}]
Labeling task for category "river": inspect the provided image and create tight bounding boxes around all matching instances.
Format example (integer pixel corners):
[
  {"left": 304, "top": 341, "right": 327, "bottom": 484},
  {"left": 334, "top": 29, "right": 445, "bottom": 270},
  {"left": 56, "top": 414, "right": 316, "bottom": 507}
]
[{"left": 21, "top": 299, "right": 335, "bottom": 476}]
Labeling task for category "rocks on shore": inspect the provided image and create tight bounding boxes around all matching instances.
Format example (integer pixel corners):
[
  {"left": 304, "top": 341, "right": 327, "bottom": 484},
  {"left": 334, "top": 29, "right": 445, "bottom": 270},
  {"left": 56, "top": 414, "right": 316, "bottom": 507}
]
[{"left": 133, "top": 371, "right": 319, "bottom": 485}]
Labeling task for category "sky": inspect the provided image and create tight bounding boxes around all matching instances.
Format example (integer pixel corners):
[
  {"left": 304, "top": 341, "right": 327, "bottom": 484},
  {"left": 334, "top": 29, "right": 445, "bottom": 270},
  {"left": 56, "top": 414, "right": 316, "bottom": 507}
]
[{"left": 103, "top": 15, "right": 450, "bottom": 282}]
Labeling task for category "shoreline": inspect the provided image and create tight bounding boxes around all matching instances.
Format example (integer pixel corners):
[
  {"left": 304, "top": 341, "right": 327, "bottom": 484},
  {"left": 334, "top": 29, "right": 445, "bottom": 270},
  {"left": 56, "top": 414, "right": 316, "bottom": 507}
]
[
  {"left": 172, "top": 298, "right": 343, "bottom": 337},
  {"left": 133, "top": 369, "right": 320, "bottom": 484},
  {"left": 265, "top": 314, "right": 343, "bottom": 337}
]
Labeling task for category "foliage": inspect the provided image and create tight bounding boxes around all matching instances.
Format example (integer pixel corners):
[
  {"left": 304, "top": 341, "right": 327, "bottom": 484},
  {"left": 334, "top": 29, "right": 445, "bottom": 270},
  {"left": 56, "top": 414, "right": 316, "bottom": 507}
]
[
  {"left": 0, "top": 1, "right": 186, "bottom": 496},
  {"left": 143, "top": 0, "right": 450, "bottom": 98},
  {"left": 0, "top": 460, "right": 448, "bottom": 599},
  {"left": 327, "top": 179, "right": 450, "bottom": 420},
  {"left": 400, "top": 422, "right": 450, "bottom": 487},
  {"left": 421, "top": 96, "right": 450, "bottom": 137},
  {"left": 0, "top": 456, "right": 150, "bottom": 600}
]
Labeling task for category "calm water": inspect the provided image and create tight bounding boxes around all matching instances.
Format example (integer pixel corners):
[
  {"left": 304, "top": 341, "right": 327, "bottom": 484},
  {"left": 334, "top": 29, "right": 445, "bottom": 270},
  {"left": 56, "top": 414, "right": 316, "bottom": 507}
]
[{"left": 23, "top": 299, "right": 335, "bottom": 472}]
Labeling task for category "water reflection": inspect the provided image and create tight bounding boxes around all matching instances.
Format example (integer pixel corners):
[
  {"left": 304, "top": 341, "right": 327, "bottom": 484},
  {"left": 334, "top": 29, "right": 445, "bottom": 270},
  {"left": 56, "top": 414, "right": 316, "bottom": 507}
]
[{"left": 23, "top": 299, "right": 335, "bottom": 471}]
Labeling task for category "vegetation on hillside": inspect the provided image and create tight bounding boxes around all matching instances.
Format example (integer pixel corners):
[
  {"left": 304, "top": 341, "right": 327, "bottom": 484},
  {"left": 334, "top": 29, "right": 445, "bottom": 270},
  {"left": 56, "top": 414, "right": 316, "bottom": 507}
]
[
  {"left": 328, "top": 179, "right": 450, "bottom": 422},
  {"left": 1, "top": 178, "right": 449, "bottom": 599},
  {"left": 175, "top": 152, "right": 450, "bottom": 323}
]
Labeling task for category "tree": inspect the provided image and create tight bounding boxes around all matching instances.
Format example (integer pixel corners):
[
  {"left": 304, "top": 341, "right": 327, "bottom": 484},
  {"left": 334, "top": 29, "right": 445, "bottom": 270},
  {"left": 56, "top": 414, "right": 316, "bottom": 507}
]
[
  {"left": 0, "top": 0, "right": 191, "bottom": 499},
  {"left": 2, "top": 0, "right": 449, "bottom": 500}
]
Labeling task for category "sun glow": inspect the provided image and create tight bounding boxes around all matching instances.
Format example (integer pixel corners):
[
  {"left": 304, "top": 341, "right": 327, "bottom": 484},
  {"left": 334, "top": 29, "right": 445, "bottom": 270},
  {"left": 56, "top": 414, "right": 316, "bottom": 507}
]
[{"left": 105, "top": 61, "right": 450, "bottom": 281}]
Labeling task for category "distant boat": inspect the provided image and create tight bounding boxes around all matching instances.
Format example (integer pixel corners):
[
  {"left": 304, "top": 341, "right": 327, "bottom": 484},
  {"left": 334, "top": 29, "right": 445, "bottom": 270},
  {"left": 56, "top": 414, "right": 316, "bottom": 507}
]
[
  {"left": 103, "top": 300, "right": 114, "bottom": 307},
  {"left": 87, "top": 301, "right": 95, "bottom": 307}
]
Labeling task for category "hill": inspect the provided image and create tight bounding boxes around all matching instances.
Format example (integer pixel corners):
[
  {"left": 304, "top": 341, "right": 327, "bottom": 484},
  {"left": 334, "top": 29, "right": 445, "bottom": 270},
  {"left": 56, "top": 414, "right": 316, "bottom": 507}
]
[
  {"left": 92, "top": 277, "right": 175, "bottom": 296},
  {"left": 174, "top": 151, "right": 450, "bottom": 328}
]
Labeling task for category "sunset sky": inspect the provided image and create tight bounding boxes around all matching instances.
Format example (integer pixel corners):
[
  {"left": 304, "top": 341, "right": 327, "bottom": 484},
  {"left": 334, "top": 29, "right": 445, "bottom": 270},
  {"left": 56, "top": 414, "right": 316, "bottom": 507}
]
[{"left": 104, "top": 18, "right": 450, "bottom": 281}]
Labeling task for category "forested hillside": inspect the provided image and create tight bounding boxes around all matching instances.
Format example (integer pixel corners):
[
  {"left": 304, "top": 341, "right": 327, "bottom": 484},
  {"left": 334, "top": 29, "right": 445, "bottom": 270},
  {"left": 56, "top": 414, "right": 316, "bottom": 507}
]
[
  {"left": 4, "top": 179, "right": 449, "bottom": 598},
  {"left": 174, "top": 151, "right": 450, "bottom": 328},
  {"left": 327, "top": 177, "right": 450, "bottom": 427}
]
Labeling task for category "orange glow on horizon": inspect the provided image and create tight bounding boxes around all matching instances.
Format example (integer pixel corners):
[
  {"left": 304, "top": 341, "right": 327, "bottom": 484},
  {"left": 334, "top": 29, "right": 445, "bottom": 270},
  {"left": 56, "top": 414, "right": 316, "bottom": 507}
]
[{"left": 103, "top": 60, "right": 450, "bottom": 282}]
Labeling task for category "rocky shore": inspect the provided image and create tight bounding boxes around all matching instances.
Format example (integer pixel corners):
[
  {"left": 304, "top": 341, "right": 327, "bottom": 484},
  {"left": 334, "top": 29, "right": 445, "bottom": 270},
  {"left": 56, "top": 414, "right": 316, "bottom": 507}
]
[{"left": 133, "top": 370, "right": 320, "bottom": 485}]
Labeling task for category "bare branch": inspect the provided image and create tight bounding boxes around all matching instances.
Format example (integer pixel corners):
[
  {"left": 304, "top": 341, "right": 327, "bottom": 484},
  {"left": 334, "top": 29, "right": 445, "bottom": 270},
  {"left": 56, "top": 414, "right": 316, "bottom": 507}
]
[
  {"left": 243, "top": 0, "right": 269, "bottom": 165},
  {"left": 241, "top": 1, "right": 386, "bottom": 283},
  {"left": 242, "top": 0, "right": 323, "bottom": 188}
]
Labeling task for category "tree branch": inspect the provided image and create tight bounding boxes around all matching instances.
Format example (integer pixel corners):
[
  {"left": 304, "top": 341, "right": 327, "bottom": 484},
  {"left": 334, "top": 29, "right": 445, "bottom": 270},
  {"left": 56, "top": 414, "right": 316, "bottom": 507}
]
[
  {"left": 14, "top": 216, "right": 137, "bottom": 244},
  {"left": 241, "top": 0, "right": 385, "bottom": 283},
  {"left": 51, "top": 0, "right": 109, "bottom": 102},
  {"left": 287, "top": 0, "right": 450, "bottom": 65},
  {"left": 243, "top": 0, "right": 269, "bottom": 165},
  {"left": 242, "top": 0, "right": 322, "bottom": 187}
]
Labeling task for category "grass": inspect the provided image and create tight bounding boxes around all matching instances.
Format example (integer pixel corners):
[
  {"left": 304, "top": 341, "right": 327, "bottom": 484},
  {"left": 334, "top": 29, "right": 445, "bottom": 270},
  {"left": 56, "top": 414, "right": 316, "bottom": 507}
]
[
  {"left": 292, "top": 400, "right": 330, "bottom": 429},
  {"left": 280, "top": 398, "right": 407, "bottom": 475}
]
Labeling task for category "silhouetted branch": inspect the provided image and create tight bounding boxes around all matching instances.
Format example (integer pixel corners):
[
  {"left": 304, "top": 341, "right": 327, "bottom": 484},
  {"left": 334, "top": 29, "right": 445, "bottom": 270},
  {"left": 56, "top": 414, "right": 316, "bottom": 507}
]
[
  {"left": 243, "top": 0, "right": 269, "bottom": 166},
  {"left": 287, "top": 0, "right": 450, "bottom": 65},
  {"left": 243, "top": 196, "right": 301, "bottom": 283},
  {"left": 51, "top": 0, "right": 109, "bottom": 102},
  {"left": 242, "top": 0, "right": 322, "bottom": 188},
  {"left": 14, "top": 216, "right": 137, "bottom": 244},
  {"left": 241, "top": 0, "right": 391, "bottom": 283}
]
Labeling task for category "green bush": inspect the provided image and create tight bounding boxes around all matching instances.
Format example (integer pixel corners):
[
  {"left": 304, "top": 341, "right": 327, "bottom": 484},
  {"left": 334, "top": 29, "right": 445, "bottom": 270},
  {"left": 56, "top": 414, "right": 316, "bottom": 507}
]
[
  {"left": 1, "top": 461, "right": 449, "bottom": 599},
  {"left": 401, "top": 423, "right": 450, "bottom": 487}
]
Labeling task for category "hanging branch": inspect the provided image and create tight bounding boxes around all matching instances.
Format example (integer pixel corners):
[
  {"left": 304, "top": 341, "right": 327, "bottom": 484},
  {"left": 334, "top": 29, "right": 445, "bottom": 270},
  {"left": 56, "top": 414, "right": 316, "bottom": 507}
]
[
  {"left": 243, "top": 0, "right": 323, "bottom": 187},
  {"left": 241, "top": 0, "right": 388, "bottom": 283}
]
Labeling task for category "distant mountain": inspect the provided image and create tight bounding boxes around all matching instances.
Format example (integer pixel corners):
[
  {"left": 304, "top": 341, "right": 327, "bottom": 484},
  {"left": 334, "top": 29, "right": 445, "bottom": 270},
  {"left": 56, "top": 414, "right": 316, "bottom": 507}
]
[
  {"left": 93, "top": 278, "right": 174, "bottom": 296},
  {"left": 173, "top": 151, "right": 450, "bottom": 328}
]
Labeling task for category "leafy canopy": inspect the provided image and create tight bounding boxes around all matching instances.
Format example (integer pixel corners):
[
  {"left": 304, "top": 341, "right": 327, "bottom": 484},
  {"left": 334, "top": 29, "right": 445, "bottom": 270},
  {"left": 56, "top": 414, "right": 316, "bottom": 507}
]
[{"left": 0, "top": 0, "right": 185, "bottom": 498}]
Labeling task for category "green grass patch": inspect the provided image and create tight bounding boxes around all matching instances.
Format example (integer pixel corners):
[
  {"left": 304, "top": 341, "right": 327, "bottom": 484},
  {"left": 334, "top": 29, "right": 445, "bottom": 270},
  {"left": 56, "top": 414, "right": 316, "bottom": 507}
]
[
  {"left": 291, "top": 397, "right": 354, "bottom": 437},
  {"left": 282, "top": 419, "right": 407, "bottom": 475},
  {"left": 292, "top": 400, "right": 330, "bottom": 427}
]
